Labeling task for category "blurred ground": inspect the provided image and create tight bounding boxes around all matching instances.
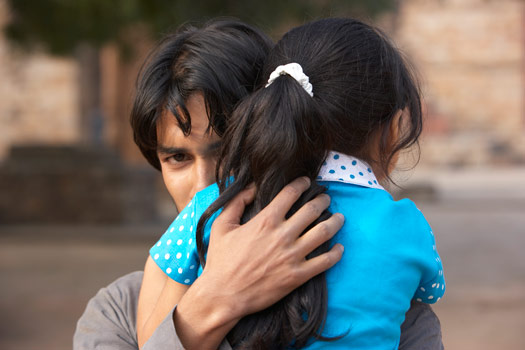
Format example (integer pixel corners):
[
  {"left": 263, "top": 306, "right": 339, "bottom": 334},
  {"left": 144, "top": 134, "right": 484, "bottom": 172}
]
[{"left": 0, "top": 166, "right": 524, "bottom": 350}]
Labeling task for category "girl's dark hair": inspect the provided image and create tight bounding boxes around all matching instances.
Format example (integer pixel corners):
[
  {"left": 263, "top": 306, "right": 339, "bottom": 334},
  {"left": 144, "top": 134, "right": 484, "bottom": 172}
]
[
  {"left": 197, "top": 18, "right": 423, "bottom": 349},
  {"left": 130, "top": 19, "right": 273, "bottom": 170}
]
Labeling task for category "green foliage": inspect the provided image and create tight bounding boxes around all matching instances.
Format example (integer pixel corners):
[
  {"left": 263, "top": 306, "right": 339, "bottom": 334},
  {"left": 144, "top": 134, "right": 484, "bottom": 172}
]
[{"left": 5, "top": 0, "right": 396, "bottom": 56}]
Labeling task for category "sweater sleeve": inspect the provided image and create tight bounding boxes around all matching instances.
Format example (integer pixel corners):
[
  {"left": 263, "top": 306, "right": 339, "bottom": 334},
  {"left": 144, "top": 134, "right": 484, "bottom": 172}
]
[
  {"left": 73, "top": 272, "right": 142, "bottom": 350},
  {"left": 399, "top": 301, "right": 444, "bottom": 350},
  {"left": 143, "top": 305, "right": 233, "bottom": 350}
]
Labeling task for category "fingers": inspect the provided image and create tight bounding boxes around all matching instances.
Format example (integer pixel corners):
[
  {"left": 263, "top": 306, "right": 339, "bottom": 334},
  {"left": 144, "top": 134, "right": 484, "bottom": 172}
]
[
  {"left": 262, "top": 177, "right": 311, "bottom": 219},
  {"left": 297, "top": 243, "right": 344, "bottom": 282},
  {"left": 295, "top": 213, "right": 344, "bottom": 257},
  {"left": 214, "top": 185, "right": 256, "bottom": 231},
  {"left": 285, "top": 193, "right": 331, "bottom": 238}
]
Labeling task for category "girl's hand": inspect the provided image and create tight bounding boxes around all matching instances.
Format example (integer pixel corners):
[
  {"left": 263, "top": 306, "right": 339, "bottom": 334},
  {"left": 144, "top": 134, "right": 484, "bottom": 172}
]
[{"left": 174, "top": 177, "right": 344, "bottom": 350}]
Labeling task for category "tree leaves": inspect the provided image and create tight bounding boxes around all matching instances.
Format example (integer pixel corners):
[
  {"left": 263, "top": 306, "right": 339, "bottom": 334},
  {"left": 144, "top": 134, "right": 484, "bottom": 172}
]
[{"left": 4, "top": 0, "right": 395, "bottom": 56}]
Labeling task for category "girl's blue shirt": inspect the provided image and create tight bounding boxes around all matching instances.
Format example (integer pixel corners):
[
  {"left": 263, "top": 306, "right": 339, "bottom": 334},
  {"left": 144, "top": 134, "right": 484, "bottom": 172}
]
[{"left": 150, "top": 152, "right": 445, "bottom": 349}]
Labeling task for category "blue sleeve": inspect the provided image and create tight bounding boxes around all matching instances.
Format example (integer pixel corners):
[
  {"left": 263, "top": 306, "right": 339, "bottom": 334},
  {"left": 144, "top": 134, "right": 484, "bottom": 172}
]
[
  {"left": 397, "top": 201, "right": 446, "bottom": 304},
  {"left": 149, "top": 196, "right": 200, "bottom": 285},
  {"left": 149, "top": 183, "right": 221, "bottom": 285},
  {"left": 413, "top": 223, "right": 446, "bottom": 304}
]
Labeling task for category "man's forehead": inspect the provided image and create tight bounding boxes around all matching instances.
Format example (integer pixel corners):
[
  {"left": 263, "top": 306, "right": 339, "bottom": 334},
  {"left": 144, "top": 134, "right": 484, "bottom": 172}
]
[
  {"left": 156, "top": 122, "right": 220, "bottom": 153},
  {"left": 157, "top": 105, "right": 218, "bottom": 145},
  {"left": 156, "top": 139, "right": 221, "bottom": 154}
]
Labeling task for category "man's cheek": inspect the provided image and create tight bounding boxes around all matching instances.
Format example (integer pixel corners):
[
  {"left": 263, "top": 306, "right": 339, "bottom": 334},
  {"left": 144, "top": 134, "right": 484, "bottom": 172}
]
[{"left": 161, "top": 175, "right": 179, "bottom": 208}]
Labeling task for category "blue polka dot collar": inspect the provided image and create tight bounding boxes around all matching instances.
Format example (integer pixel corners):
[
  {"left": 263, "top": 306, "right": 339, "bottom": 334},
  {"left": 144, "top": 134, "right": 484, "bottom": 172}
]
[{"left": 317, "top": 151, "right": 385, "bottom": 190}]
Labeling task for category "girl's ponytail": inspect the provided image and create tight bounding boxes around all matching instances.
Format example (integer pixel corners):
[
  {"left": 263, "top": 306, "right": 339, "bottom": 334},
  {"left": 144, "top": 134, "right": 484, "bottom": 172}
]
[{"left": 197, "top": 65, "right": 335, "bottom": 349}]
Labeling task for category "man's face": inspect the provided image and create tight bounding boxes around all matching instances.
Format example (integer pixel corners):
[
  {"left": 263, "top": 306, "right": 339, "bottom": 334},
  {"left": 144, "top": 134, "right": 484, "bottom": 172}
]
[{"left": 156, "top": 93, "right": 221, "bottom": 212}]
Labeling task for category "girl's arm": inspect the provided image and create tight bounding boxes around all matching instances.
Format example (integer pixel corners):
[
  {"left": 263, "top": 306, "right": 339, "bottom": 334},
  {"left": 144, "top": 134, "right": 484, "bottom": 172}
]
[
  {"left": 136, "top": 256, "right": 166, "bottom": 346},
  {"left": 137, "top": 258, "right": 189, "bottom": 348},
  {"left": 172, "top": 178, "right": 345, "bottom": 350},
  {"left": 138, "top": 186, "right": 203, "bottom": 348}
]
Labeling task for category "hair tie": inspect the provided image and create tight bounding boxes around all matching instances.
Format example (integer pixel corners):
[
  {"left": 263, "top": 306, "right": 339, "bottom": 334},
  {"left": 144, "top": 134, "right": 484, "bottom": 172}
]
[{"left": 265, "top": 62, "right": 314, "bottom": 97}]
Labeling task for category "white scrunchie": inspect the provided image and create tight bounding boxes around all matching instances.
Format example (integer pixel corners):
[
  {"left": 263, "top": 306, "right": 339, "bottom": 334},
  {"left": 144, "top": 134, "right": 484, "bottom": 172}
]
[{"left": 265, "top": 62, "right": 314, "bottom": 97}]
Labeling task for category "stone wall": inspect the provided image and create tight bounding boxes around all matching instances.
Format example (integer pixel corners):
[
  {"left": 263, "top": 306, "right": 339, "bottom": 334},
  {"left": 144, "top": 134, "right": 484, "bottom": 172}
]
[
  {"left": 0, "top": 1, "right": 163, "bottom": 225},
  {"left": 0, "top": 0, "right": 80, "bottom": 160},
  {"left": 0, "top": 145, "right": 159, "bottom": 224},
  {"left": 395, "top": 0, "right": 525, "bottom": 166},
  {"left": 0, "top": 0, "right": 523, "bottom": 169}
]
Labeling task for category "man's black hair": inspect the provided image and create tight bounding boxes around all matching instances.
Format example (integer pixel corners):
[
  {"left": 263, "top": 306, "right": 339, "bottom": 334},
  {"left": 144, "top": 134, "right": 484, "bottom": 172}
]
[{"left": 131, "top": 19, "right": 273, "bottom": 170}]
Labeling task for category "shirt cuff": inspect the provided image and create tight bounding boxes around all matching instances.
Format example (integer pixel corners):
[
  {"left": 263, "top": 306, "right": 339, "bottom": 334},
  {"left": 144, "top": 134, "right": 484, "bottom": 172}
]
[{"left": 142, "top": 306, "right": 233, "bottom": 350}]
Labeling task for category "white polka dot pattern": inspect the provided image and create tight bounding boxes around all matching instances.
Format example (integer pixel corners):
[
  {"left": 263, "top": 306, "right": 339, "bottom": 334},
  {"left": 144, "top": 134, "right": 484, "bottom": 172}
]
[
  {"left": 149, "top": 192, "right": 201, "bottom": 285},
  {"left": 413, "top": 226, "right": 446, "bottom": 303},
  {"left": 317, "top": 151, "right": 384, "bottom": 190}
]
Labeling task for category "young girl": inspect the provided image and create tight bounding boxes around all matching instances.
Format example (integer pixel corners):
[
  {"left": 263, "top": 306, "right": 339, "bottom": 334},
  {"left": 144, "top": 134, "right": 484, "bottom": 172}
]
[{"left": 143, "top": 17, "right": 445, "bottom": 349}]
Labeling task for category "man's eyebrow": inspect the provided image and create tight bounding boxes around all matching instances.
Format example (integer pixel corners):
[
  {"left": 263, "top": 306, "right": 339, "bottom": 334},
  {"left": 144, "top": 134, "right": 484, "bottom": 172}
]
[
  {"left": 204, "top": 141, "right": 222, "bottom": 152},
  {"left": 157, "top": 145, "right": 187, "bottom": 154},
  {"left": 156, "top": 141, "right": 221, "bottom": 155}
]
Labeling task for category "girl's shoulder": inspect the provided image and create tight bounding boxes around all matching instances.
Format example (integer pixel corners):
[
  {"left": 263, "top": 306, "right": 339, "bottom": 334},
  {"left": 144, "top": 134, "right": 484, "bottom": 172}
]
[
  {"left": 327, "top": 182, "right": 432, "bottom": 239},
  {"left": 194, "top": 183, "right": 220, "bottom": 206},
  {"left": 326, "top": 181, "right": 422, "bottom": 213},
  {"left": 181, "top": 182, "right": 220, "bottom": 218}
]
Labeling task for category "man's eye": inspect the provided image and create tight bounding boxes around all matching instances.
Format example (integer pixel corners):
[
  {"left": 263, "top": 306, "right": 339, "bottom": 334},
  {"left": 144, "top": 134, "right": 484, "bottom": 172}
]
[{"left": 167, "top": 153, "right": 188, "bottom": 163}]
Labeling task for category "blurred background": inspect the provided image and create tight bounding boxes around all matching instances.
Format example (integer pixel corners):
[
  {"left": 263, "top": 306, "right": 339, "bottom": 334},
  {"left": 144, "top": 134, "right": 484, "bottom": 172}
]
[{"left": 0, "top": 0, "right": 523, "bottom": 349}]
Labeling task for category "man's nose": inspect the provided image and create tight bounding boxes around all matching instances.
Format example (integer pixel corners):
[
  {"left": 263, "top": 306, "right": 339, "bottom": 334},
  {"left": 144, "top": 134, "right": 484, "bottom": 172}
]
[{"left": 192, "top": 159, "right": 216, "bottom": 194}]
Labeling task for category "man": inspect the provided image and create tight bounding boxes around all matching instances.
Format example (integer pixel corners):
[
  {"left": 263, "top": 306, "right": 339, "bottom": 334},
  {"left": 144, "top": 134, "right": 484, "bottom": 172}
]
[{"left": 74, "top": 19, "right": 443, "bottom": 350}]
